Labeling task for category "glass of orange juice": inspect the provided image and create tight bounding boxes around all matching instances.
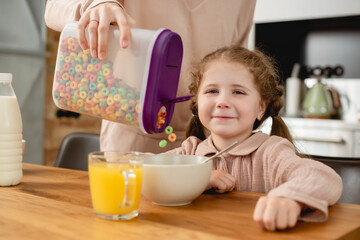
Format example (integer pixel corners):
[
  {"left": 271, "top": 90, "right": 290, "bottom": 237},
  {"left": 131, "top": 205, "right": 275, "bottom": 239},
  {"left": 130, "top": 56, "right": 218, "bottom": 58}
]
[{"left": 88, "top": 151, "right": 143, "bottom": 220}]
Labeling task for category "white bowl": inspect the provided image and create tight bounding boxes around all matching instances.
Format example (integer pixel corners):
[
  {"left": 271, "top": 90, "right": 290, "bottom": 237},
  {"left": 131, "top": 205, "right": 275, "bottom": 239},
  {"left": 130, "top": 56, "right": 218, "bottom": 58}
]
[{"left": 142, "top": 155, "right": 212, "bottom": 206}]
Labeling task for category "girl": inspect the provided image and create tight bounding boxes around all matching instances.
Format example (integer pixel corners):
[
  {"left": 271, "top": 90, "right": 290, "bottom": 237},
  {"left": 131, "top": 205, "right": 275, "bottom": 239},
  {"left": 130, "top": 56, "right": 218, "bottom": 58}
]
[{"left": 166, "top": 46, "right": 343, "bottom": 231}]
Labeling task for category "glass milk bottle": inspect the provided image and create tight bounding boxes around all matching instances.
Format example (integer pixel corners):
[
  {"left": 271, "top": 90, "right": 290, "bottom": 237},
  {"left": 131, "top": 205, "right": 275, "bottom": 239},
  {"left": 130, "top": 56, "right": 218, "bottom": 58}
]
[{"left": 0, "top": 73, "right": 23, "bottom": 186}]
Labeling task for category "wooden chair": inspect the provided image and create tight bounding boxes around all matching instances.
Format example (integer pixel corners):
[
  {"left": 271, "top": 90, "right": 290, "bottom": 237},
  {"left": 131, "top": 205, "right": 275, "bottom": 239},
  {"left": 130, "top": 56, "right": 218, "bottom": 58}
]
[
  {"left": 54, "top": 132, "right": 100, "bottom": 171},
  {"left": 313, "top": 156, "right": 360, "bottom": 205}
]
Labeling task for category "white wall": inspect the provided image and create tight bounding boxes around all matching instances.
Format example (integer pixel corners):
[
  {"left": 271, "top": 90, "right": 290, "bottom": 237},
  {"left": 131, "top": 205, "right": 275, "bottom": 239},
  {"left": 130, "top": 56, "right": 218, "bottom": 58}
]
[
  {"left": 254, "top": 0, "right": 360, "bottom": 23},
  {"left": 0, "top": 1, "right": 46, "bottom": 165}
]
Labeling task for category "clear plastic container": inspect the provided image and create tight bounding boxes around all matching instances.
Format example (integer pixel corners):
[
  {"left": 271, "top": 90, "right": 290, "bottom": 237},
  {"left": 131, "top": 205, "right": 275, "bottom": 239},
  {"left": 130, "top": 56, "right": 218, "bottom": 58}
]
[
  {"left": 53, "top": 22, "right": 192, "bottom": 134},
  {"left": 0, "top": 73, "right": 23, "bottom": 186}
]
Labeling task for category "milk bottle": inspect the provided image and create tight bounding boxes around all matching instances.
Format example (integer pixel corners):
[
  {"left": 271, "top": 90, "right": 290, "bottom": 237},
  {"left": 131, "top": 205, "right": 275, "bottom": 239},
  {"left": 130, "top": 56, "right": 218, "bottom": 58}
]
[{"left": 0, "top": 73, "right": 23, "bottom": 186}]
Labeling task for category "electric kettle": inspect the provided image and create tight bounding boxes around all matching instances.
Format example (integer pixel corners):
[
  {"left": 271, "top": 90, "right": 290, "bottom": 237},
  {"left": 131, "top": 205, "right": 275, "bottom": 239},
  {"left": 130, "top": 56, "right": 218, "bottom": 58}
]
[{"left": 302, "top": 68, "right": 332, "bottom": 119}]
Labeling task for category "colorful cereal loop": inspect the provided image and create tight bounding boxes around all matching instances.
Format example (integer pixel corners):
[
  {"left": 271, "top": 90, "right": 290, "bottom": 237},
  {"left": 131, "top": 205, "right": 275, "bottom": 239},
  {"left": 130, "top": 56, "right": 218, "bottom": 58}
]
[
  {"left": 102, "top": 68, "right": 111, "bottom": 76},
  {"left": 89, "top": 82, "right": 97, "bottom": 90},
  {"left": 135, "top": 104, "right": 141, "bottom": 113},
  {"left": 97, "top": 83, "right": 105, "bottom": 90},
  {"left": 97, "top": 75, "right": 105, "bottom": 83},
  {"left": 64, "top": 93, "right": 71, "bottom": 100},
  {"left": 168, "top": 133, "right": 177, "bottom": 142},
  {"left": 70, "top": 44, "right": 78, "bottom": 51},
  {"left": 69, "top": 52, "right": 77, "bottom": 59},
  {"left": 79, "top": 91, "right": 87, "bottom": 99},
  {"left": 68, "top": 67, "right": 75, "bottom": 75},
  {"left": 125, "top": 113, "right": 133, "bottom": 122},
  {"left": 101, "top": 87, "right": 109, "bottom": 96},
  {"left": 67, "top": 38, "right": 75, "bottom": 45},
  {"left": 75, "top": 64, "right": 82, "bottom": 72},
  {"left": 94, "top": 63, "right": 102, "bottom": 71},
  {"left": 62, "top": 72, "right": 69, "bottom": 81},
  {"left": 121, "top": 104, "right": 128, "bottom": 111},
  {"left": 82, "top": 54, "right": 89, "bottom": 62},
  {"left": 165, "top": 126, "right": 173, "bottom": 134},
  {"left": 87, "top": 64, "right": 94, "bottom": 72},
  {"left": 90, "top": 58, "right": 98, "bottom": 65},
  {"left": 77, "top": 99, "right": 84, "bottom": 107},
  {"left": 70, "top": 81, "right": 77, "bottom": 89},
  {"left": 118, "top": 88, "right": 126, "bottom": 96},
  {"left": 127, "top": 104, "right": 135, "bottom": 112},
  {"left": 113, "top": 94, "right": 120, "bottom": 102},
  {"left": 106, "top": 97, "right": 114, "bottom": 106},
  {"left": 64, "top": 56, "right": 71, "bottom": 63},
  {"left": 74, "top": 90, "right": 80, "bottom": 98},
  {"left": 63, "top": 63, "right": 70, "bottom": 71},
  {"left": 89, "top": 74, "right": 97, "bottom": 82},
  {"left": 159, "top": 139, "right": 167, "bottom": 148},
  {"left": 110, "top": 87, "right": 117, "bottom": 95}
]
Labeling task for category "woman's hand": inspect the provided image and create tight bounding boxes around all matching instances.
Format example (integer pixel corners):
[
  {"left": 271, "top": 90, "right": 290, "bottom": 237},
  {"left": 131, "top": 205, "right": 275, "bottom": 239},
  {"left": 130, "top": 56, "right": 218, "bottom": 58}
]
[
  {"left": 253, "top": 196, "right": 303, "bottom": 231},
  {"left": 77, "top": 2, "right": 135, "bottom": 60},
  {"left": 206, "top": 170, "right": 236, "bottom": 193}
]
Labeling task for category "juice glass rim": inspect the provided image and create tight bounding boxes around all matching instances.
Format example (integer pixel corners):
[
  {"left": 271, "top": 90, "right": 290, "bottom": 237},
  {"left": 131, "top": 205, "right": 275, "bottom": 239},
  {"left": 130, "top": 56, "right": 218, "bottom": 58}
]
[{"left": 88, "top": 151, "right": 144, "bottom": 164}]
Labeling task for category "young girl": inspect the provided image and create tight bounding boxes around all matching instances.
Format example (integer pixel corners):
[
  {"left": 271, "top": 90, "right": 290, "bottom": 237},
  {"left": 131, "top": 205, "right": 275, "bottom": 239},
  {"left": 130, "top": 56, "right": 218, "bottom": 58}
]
[{"left": 165, "top": 46, "right": 342, "bottom": 231}]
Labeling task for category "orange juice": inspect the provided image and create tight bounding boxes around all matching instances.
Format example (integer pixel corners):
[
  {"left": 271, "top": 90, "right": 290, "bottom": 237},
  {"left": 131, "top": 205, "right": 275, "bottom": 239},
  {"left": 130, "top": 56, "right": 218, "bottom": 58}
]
[{"left": 89, "top": 162, "right": 143, "bottom": 215}]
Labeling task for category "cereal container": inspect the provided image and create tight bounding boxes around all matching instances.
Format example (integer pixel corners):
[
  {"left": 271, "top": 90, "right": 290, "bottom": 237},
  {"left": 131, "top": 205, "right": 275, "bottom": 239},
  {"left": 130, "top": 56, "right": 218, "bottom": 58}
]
[{"left": 53, "top": 21, "right": 191, "bottom": 134}]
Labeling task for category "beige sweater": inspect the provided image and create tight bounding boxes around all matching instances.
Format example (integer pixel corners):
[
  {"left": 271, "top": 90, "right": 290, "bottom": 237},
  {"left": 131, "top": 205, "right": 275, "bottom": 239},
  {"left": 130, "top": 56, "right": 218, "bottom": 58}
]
[
  {"left": 45, "top": 0, "right": 257, "bottom": 153},
  {"left": 165, "top": 132, "right": 343, "bottom": 222}
]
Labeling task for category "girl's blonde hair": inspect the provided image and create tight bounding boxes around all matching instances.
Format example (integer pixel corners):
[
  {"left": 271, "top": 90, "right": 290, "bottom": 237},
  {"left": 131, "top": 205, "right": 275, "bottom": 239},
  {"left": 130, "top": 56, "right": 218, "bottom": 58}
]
[{"left": 186, "top": 45, "right": 294, "bottom": 145}]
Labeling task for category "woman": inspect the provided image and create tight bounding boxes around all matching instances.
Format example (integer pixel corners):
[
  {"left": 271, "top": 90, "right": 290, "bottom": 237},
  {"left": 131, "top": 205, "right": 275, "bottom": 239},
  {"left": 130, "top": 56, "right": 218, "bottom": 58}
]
[{"left": 45, "top": 0, "right": 257, "bottom": 153}]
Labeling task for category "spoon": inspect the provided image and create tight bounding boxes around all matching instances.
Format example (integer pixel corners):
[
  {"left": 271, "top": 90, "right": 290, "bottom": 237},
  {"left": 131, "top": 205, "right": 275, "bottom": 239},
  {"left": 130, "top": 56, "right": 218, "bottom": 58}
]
[{"left": 201, "top": 140, "right": 239, "bottom": 164}]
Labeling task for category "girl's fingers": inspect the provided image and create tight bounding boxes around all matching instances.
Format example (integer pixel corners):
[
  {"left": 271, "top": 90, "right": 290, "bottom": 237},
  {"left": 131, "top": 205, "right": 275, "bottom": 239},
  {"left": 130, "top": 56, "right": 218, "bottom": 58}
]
[
  {"left": 253, "top": 196, "right": 266, "bottom": 228},
  {"left": 262, "top": 199, "right": 277, "bottom": 231},
  {"left": 275, "top": 207, "right": 288, "bottom": 230},
  {"left": 288, "top": 201, "right": 301, "bottom": 228}
]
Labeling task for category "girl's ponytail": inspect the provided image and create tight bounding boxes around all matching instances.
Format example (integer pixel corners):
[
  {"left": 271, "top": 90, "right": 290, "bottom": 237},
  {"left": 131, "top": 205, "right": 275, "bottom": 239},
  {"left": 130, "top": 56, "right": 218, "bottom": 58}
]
[
  {"left": 270, "top": 115, "right": 294, "bottom": 145},
  {"left": 185, "top": 102, "right": 206, "bottom": 140}
]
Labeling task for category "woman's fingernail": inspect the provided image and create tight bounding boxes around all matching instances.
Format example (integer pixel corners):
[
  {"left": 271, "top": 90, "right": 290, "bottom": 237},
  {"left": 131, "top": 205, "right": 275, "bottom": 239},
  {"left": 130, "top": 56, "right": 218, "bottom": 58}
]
[
  {"left": 80, "top": 42, "right": 87, "bottom": 49},
  {"left": 92, "top": 49, "right": 97, "bottom": 57},
  {"left": 99, "top": 51, "right": 106, "bottom": 59},
  {"left": 122, "top": 40, "right": 128, "bottom": 48}
]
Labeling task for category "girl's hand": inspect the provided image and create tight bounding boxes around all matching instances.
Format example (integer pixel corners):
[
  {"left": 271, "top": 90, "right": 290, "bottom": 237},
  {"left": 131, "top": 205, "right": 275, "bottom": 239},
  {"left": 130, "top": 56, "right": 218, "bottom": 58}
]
[
  {"left": 77, "top": 2, "right": 135, "bottom": 59},
  {"left": 206, "top": 170, "right": 236, "bottom": 193},
  {"left": 253, "top": 196, "right": 302, "bottom": 231}
]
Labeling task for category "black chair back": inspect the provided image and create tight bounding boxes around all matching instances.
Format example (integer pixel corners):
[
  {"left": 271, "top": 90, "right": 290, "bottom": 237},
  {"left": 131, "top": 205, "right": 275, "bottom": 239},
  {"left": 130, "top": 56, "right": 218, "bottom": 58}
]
[{"left": 54, "top": 132, "right": 100, "bottom": 171}]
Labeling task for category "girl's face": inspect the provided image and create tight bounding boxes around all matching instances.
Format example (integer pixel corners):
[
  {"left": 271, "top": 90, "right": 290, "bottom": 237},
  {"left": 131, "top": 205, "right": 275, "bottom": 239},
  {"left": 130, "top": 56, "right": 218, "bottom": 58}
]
[{"left": 197, "top": 60, "right": 266, "bottom": 147}]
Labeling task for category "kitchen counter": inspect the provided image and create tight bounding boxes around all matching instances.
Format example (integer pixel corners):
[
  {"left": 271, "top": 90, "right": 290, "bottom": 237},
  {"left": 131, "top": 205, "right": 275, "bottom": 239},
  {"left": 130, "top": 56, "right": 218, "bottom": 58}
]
[{"left": 284, "top": 117, "right": 360, "bottom": 130}]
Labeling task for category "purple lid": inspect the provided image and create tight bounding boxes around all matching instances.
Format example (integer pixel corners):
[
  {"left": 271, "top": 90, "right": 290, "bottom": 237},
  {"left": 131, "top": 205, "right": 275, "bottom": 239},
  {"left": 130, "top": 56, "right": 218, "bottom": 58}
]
[{"left": 141, "top": 29, "right": 185, "bottom": 134}]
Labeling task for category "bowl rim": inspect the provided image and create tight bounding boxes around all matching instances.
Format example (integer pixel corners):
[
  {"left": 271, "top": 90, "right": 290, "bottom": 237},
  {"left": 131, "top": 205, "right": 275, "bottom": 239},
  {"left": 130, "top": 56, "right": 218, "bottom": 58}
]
[{"left": 143, "top": 154, "right": 211, "bottom": 167}]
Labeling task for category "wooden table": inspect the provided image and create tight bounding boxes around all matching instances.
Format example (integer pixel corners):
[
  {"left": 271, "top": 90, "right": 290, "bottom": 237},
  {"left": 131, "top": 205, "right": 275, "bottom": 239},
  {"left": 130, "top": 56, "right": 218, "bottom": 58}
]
[{"left": 1, "top": 164, "right": 359, "bottom": 240}]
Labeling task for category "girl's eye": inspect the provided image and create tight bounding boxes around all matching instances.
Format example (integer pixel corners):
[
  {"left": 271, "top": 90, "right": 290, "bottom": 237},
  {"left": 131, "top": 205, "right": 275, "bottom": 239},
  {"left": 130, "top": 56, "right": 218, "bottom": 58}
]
[
  {"left": 233, "top": 90, "right": 245, "bottom": 95},
  {"left": 206, "top": 89, "right": 218, "bottom": 94}
]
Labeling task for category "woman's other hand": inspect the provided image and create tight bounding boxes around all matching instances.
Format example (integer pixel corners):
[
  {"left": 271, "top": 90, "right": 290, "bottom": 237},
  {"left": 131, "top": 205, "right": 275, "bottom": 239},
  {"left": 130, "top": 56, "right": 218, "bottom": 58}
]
[
  {"left": 77, "top": 2, "right": 135, "bottom": 60},
  {"left": 253, "top": 196, "right": 302, "bottom": 231},
  {"left": 206, "top": 170, "right": 236, "bottom": 193}
]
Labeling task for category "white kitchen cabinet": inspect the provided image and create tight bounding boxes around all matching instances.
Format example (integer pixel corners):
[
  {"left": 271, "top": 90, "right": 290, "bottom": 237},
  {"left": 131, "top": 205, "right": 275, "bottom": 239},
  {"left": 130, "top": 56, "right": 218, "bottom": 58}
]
[
  {"left": 354, "top": 131, "right": 360, "bottom": 157},
  {"left": 284, "top": 118, "right": 360, "bottom": 158}
]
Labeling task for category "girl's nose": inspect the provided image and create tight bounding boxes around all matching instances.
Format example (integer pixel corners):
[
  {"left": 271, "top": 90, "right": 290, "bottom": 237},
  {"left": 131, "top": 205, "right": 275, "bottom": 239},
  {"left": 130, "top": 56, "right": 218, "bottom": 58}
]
[{"left": 216, "top": 95, "right": 231, "bottom": 109}]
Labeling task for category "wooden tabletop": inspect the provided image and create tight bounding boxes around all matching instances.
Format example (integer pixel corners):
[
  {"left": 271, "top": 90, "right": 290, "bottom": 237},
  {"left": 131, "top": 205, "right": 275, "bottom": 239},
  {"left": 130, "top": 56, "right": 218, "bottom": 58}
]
[{"left": 1, "top": 163, "right": 359, "bottom": 240}]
